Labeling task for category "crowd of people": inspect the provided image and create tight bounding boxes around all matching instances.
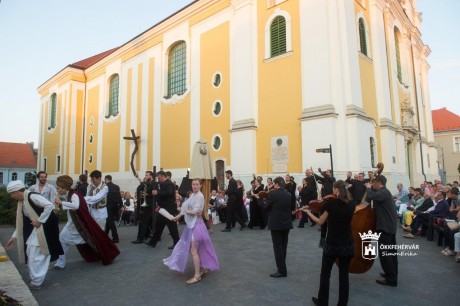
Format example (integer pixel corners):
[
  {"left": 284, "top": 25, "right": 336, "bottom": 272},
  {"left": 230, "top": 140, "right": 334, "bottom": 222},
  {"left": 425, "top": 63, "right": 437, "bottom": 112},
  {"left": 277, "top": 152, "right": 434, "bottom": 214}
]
[{"left": 4, "top": 167, "right": 460, "bottom": 306}]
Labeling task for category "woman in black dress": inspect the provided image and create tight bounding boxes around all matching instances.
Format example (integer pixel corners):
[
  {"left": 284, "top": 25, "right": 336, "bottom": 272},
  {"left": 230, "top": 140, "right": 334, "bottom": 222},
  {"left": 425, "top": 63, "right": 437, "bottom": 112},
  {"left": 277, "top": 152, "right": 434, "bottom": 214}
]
[{"left": 302, "top": 180, "right": 354, "bottom": 306}]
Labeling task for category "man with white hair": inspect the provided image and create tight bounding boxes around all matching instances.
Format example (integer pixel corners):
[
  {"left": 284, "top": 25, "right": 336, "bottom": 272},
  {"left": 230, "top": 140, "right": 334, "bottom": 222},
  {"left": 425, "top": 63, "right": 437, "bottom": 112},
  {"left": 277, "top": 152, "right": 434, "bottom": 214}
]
[{"left": 4, "top": 180, "right": 63, "bottom": 290}]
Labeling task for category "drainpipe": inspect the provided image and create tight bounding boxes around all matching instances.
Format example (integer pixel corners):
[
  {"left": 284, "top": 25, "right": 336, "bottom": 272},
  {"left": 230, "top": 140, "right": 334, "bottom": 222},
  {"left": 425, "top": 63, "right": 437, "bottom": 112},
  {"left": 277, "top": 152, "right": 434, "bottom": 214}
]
[
  {"left": 409, "top": 36, "right": 426, "bottom": 182},
  {"left": 81, "top": 70, "right": 87, "bottom": 175}
]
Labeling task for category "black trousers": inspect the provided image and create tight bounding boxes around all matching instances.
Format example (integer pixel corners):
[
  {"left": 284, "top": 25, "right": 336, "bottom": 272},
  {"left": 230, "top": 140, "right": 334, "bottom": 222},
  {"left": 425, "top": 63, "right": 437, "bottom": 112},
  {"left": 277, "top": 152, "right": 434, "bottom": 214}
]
[
  {"left": 105, "top": 205, "right": 119, "bottom": 240},
  {"left": 317, "top": 255, "right": 351, "bottom": 306},
  {"left": 378, "top": 231, "right": 398, "bottom": 284},
  {"left": 299, "top": 210, "right": 317, "bottom": 226},
  {"left": 411, "top": 213, "right": 429, "bottom": 234},
  {"left": 149, "top": 209, "right": 179, "bottom": 247},
  {"left": 270, "top": 229, "right": 290, "bottom": 274},
  {"left": 137, "top": 206, "right": 154, "bottom": 240},
  {"left": 225, "top": 203, "right": 245, "bottom": 229}
]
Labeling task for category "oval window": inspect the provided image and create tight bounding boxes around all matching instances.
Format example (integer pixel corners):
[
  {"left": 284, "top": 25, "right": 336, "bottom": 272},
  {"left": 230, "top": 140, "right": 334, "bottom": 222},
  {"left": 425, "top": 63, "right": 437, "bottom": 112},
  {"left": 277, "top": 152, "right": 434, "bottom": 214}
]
[
  {"left": 89, "top": 154, "right": 93, "bottom": 164},
  {"left": 89, "top": 134, "right": 94, "bottom": 143},
  {"left": 212, "top": 72, "right": 222, "bottom": 88},
  {"left": 213, "top": 101, "right": 222, "bottom": 116},
  {"left": 212, "top": 135, "right": 222, "bottom": 151}
]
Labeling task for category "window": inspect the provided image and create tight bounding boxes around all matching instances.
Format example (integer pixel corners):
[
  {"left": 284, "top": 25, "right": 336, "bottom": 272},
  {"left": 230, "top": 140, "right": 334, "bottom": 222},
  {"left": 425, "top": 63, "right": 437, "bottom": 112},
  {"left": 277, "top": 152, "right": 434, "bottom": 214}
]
[
  {"left": 213, "top": 73, "right": 222, "bottom": 88},
  {"left": 358, "top": 18, "right": 368, "bottom": 56},
  {"left": 89, "top": 134, "right": 94, "bottom": 143},
  {"left": 212, "top": 135, "right": 222, "bottom": 151},
  {"left": 48, "top": 93, "right": 57, "bottom": 130},
  {"left": 213, "top": 101, "right": 222, "bottom": 116},
  {"left": 370, "top": 137, "right": 376, "bottom": 167},
  {"left": 454, "top": 136, "right": 460, "bottom": 152},
  {"left": 106, "top": 74, "right": 119, "bottom": 118},
  {"left": 12, "top": 172, "right": 17, "bottom": 181},
  {"left": 0, "top": 172, "right": 3, "bottom": 184},
  {"left": 394, "top": 29, "right": 402, "bottom": 83},
  {"left": 270, "top": 16, "right": 286, "bottom": 57},
  {"left": 56, "top": 155, "right": 61, "bottom": 173},
  {"left": 89, "top": 154, "right": 93, "bottom": 164},
  {"left": 43, "top": 158, "right": 47, "bottom": 173},
  {"left": 167, "top": 41, "right": 187, "bottom": 98}
]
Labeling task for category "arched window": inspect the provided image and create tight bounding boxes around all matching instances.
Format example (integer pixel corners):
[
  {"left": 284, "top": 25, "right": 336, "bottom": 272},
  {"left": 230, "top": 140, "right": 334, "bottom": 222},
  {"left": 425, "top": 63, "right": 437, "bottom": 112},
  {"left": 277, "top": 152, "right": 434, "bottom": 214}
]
[
  {"left": 270, "top": 16, "right": 287, "bottom": 57},
  {"left": 12, "top": 172, "right": 17, "bottom": 181},
  {"left": 394, "top": 29, "right": 402, "bottom": 83},
  {"left": 358, "top": 18, "right": 368, "bottom": 56},
  {"left": 370, "top": 137, "right": 376, "bottom": 168},
  {"left": 106, "top": 74, "right": 119, "bottom": 118},
  {"left": 167, "top": 41, "right": 187, "bottom": 98},
  {"left": 48, "top": 93, "right": 57, "bottom": 130}
]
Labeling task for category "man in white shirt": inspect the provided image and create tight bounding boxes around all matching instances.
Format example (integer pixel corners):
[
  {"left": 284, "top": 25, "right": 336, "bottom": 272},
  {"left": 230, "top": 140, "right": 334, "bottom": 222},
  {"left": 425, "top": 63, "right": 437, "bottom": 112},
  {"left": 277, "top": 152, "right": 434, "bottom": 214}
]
[
  {"left": 5, "top": 180, "right": 63, "bottom": 290},
  {"left": 28, "top": 171, "right": 57, "bottom": 204},
  {"left": 84, "top": 170, "right": 109, "bottom": 229}
]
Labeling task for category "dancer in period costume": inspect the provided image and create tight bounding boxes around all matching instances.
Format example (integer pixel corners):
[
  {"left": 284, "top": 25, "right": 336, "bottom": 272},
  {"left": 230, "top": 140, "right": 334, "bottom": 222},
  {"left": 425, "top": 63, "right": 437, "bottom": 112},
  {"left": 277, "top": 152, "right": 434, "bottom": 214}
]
[
  {"left": 52, "top": 175, "right": 120, "bottom": 269},
  {"left": 5, "top": 180, "right": 63, "bottom": 289},
  {"left": 164, "top": 179, "right": 219, "bottom": 284}
]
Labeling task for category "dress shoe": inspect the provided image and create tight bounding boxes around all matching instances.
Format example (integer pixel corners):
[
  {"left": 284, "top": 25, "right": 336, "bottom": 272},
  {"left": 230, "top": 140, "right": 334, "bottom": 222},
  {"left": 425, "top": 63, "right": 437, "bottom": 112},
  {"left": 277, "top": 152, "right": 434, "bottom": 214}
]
[
  {"left": 310, "top": 223, "right": 316, "bottom": 227},
  {"left": 376, "top": 279, "right": 397, "bottom": 287},
  {"left": 221, "top": 228, "right": 231, "bottom": 232},
  {"left": 131, "top": 239, "right": 143, "bottom": 244},
  {"left": 380, "top": 273, "right": 387, "bottom": 278},
  {"left": 49, "top": 266, "right": 64, "bottom": 271},
  {"left": 297, "top": 225, "right": 304, "bottom": 228},
  {"left": 239, "top": 224, "right": 247, "bottom": 231},
  {"left": 28, "top": 283, "right": 41, "bottom": 290},
  {"left": 145, "top": 241, "right": 156, "bottom": 248},
  {"left": 168, "top": 245, "right": 175, "bottom": 250},
  {"left": 112, "top": 239, "right": 119, "bottom": 243},
  {"left": 269, "top": 272, "right": 287, "bottom": 278},
  {"left": 402, "top": 233, "right": 415, "bottom": 239},
  {"left": 311, "top": 297, "right": 319, "bottom": 306}
]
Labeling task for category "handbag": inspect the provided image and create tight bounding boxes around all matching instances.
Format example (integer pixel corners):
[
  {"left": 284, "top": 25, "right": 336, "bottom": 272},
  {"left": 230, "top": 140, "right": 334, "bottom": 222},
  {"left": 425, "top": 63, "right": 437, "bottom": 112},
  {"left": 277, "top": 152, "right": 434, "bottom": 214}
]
[{"left": 447, "top": 221, "right": 460, "bottom": 231}]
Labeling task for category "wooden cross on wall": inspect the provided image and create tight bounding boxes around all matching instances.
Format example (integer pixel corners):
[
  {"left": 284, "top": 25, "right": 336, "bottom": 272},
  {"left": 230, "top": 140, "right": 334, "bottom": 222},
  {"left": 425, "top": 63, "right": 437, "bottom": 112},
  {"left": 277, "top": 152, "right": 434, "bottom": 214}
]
[{"left": 123, "top": 129, "right": 140, "bottom": 178}]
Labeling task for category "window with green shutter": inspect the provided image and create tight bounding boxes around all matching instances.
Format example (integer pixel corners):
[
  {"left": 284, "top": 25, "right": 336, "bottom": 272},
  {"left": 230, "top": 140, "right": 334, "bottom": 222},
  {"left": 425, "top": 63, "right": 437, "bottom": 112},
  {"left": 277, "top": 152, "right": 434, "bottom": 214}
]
[
  {"left": 49, "top": 93, "right": 57, "bottom": 130},
  {"left": 359, "top": 18, "right": 367, "bottom": 56},
  {"left": 107, "top": 74, "right": 119, "bottom": 118},
  {"left": 167, "top": 41, "right": 187, "bottom": 98},
  {"left": 395, "top": 30, "right": 402, "bottom": 83},
  {"left": 270, "top": 16, "right": 286, "bottom": 57}
]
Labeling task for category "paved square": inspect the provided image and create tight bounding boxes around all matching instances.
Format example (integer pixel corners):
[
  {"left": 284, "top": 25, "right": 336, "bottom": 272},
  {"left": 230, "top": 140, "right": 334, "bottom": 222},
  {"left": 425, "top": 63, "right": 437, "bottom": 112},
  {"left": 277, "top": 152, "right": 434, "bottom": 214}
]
[{"left": 1, "top": 221, "right": 458, "bottom": 306}]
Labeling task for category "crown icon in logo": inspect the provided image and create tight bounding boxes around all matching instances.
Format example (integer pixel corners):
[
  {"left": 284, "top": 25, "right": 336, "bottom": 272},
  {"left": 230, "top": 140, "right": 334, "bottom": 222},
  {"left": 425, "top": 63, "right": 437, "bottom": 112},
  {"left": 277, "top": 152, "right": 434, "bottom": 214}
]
[{"left": 359, "top": 230, "right": 381, "bottom": 241}]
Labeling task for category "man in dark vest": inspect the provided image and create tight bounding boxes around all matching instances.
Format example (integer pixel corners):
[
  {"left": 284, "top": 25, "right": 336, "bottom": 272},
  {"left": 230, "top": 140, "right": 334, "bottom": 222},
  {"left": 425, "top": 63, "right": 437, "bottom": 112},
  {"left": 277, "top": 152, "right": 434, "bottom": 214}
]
[
  {"left": 104, "top": 175, "right": 122, "bottom": 243},
  {"left": 132, "top": 171, "right": 158, "bottom": 244}
]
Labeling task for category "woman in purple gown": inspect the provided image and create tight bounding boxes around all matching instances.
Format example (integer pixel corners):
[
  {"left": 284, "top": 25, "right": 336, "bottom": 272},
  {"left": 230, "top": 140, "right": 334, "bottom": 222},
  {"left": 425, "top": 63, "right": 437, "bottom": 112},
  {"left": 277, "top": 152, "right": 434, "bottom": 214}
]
[{"left": 163, "top": 178, "right": 219, "bottom": 284}]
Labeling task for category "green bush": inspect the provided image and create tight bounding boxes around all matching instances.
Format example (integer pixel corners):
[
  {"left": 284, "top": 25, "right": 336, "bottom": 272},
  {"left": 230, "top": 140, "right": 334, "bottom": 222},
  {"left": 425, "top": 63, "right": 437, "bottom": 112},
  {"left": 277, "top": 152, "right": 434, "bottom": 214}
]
[
  {"left": 0, "top": 187, "right": 17, "bottom": 225},
  {"left": 0, "top": 187, "right": 67, "bottom": 225}
]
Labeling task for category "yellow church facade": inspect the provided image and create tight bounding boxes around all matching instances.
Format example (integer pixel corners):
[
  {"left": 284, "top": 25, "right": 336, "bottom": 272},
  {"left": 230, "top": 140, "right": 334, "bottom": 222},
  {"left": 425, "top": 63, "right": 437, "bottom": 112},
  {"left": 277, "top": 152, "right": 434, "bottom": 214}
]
[{"left": 37, "top": 0, "right": 438, "bottom": 191}]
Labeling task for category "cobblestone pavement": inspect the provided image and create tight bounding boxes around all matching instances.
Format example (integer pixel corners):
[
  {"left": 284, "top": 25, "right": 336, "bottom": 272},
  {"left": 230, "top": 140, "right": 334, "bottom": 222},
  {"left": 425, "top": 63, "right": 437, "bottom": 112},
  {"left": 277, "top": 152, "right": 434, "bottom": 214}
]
[{"left": 0, "top": 220, "right": 458, "bottom": 306}]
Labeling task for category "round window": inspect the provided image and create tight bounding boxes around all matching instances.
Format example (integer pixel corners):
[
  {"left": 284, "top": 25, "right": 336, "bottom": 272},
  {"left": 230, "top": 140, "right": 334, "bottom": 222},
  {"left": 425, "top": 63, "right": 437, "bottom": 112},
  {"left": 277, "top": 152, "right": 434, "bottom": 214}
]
[
  {"left": 212, "top": 72, "right": 222, "bottom": 88},
  {"left": 213, "top": 101, "right": 222, "bottom": 116},
  {"left": 89, "top": 117, "right": 94, "bottom": 127},
  {"left": 212, "top": 135, "right": 222, "bottom": 151},
  {"left": 89, "top": 134, "right": 94, "bottom": 143},
  {"left": 89, "top": 154, "right": 93, "bottom": 164}
]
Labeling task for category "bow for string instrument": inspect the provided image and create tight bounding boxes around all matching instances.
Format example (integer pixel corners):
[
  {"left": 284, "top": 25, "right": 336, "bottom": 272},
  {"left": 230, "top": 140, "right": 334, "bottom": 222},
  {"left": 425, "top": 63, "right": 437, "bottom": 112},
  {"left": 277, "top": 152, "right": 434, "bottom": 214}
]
[{"left": 346, "top": 162, "right": 384, "bottom": 274}]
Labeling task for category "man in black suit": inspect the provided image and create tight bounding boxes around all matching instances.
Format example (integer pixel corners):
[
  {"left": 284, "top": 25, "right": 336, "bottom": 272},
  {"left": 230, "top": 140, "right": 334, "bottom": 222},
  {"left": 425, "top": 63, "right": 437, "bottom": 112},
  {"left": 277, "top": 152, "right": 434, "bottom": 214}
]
[
  {"left": 222, "top": 170, "right": 246, "bottom": 232},
  {"left": 314, "top": 168, "right": 336, "bottom": 197},
  {"left": 256, "top": 177, "right": 293, "bottom": 277},
  {"left": 104, "top": 175, "right": 122, "bottom": 243},
  {"left": 147, "top": 171, "right": 179, "bottom": 249},
  {"left": 131, "top": 171, "right": 158, "bottom": 244}
]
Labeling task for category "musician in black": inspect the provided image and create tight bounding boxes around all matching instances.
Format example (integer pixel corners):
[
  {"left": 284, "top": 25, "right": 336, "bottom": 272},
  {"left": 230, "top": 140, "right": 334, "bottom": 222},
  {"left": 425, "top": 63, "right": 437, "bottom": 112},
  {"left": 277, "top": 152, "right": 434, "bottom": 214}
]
[
  {"left": 147, "top": 171, "right": 179, "bottom": 249},
  {"left": 346, "top": 172, "right": 367, "bottom": 206},
  {"left": 132, "top": 171, "right": 157, "bottom": 244},
  {"left": 314, "top": 168, "right": 336, "bottom": 197},
  {"left": 298, "top": 168, "right": 318, "bottom": 228},
  {"left": 222, "top": 170, "right": 246, "bottom": 232},
  {"left": 104, "top": 175, "right": 122, "bottom": 243},
  {"left": 302, "top": 180, "right": 354, "bottom": 306},
  {"left": 285, "top": 175, "right": 297, "bottom": 221}
]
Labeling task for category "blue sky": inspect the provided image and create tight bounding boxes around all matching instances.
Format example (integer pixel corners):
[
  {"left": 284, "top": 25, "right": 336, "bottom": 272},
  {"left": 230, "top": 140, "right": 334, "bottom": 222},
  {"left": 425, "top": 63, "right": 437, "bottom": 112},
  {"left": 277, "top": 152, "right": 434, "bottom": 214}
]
[{"left": 0, "top": 0, "right": 458, "bottom": 145}]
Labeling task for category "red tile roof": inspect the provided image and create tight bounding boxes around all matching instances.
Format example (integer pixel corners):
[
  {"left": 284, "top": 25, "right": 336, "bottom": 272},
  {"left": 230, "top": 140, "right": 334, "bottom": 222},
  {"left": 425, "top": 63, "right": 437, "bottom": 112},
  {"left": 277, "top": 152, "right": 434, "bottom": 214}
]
[
  {"left": 0, "top": 142, "right": 37, "bottom": 168},
  {"left": 69, "top": 47, "right": 120, "bottom": 70},
  {"left": 432, "top": 107, "right": 460, "bottom": 131}
]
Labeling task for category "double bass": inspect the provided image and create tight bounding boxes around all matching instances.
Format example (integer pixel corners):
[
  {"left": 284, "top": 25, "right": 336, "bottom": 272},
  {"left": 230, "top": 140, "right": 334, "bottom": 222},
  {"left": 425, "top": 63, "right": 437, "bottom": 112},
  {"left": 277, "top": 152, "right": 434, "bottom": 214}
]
[{"left": 347, "top": 162, "right": 384, "bottom": 274}]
